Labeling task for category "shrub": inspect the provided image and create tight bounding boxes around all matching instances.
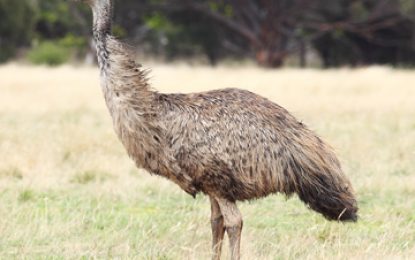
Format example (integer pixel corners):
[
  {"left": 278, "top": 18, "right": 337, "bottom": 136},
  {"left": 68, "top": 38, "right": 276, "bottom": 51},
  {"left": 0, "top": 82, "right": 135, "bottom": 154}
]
[{"left": 27, "top": 41, "right": 71, "bottom": 66}]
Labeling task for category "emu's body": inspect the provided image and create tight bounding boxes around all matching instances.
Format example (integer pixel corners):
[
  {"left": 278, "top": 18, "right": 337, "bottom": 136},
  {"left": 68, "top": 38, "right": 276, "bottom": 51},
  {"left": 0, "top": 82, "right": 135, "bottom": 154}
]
[{"left": 76, "top": 0, "right": 358, "bottom": 259}]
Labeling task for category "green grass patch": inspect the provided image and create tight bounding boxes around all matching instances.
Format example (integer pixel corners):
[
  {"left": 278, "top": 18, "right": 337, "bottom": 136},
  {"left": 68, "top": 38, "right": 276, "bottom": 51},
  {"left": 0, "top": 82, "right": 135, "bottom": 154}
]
[
  {"left": 18, "top": 189, "right": 35, "bottom": 202},
  {"left": 70, "top": 170, "right": 114, "bottom": 184}
]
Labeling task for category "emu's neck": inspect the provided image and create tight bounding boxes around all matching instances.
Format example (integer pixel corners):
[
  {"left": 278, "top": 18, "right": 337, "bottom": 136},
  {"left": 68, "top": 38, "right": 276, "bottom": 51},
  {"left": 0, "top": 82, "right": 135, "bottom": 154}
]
[
  {"left": 90, "top": 0, "right": 153, "bottom": 124},
  {"left": 91, "top": 0, "right": 113, "bottom": 73}
]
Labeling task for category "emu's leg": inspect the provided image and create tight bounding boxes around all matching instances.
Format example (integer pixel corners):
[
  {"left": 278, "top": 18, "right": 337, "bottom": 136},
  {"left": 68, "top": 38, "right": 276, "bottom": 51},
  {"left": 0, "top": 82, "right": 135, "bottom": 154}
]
[
  {"left": 210, "top": 197, "right": 225, "bottom": 260},
  {"left": 216, "top": 198, "right": 243, "bottom": 260}
]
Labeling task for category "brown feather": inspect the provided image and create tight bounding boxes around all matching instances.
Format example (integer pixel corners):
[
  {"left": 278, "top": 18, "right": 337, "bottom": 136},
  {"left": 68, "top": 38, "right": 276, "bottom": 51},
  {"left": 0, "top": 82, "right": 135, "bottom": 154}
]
[{"left": 87, "top": 0, "right": 358, "bottom": 222}]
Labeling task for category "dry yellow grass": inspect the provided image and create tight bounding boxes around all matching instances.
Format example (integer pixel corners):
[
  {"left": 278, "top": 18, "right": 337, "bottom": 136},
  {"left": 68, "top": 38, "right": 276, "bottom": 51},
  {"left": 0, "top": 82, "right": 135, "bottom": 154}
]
[{"left": 0, "top": 64, "right": 414, "bottom": 259}]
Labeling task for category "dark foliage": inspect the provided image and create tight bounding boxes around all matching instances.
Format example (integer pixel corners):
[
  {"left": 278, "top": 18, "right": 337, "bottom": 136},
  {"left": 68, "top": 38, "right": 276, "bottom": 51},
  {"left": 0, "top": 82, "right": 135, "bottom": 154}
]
[
  {"left": 0, "top": 0, "right": 414, "bottom": 67},
  {"left": 0, "top": 0, "right": 36, "bottom": 62}
]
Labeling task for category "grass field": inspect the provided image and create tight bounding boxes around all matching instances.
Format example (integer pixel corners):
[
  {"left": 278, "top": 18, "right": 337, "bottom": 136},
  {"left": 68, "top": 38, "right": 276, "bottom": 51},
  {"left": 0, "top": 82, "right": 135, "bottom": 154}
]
[{"left": 0, "top": 64, "right": 414, "bottom": 259}]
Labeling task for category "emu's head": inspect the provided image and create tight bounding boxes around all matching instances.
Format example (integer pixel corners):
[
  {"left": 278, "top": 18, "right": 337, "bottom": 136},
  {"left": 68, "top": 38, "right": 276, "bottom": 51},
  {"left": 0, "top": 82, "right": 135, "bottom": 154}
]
[
  {"left": 71, "top": 0, "right": 95, "bottom": 3},
  {"left": 70, "top": 0, "right": 96, "bottom": 5},
  {"left": 70, "top": 0, "right": 113, "bottom": 22},
  {"left": 70, "top": 0, "right": 111, "bottom": 7}
]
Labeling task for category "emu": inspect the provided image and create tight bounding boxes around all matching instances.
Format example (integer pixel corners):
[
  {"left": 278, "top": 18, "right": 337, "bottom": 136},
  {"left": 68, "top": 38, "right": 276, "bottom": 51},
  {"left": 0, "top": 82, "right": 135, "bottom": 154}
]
[{"left": 72, "top": 0, "right": 358, "bottom": 259}]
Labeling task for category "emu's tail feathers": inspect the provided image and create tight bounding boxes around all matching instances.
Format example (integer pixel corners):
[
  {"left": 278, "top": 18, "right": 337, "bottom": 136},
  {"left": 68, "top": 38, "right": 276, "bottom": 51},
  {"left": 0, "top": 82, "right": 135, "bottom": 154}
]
[{"left": 284, "top": 137, "right": 358, "bottom": 222}]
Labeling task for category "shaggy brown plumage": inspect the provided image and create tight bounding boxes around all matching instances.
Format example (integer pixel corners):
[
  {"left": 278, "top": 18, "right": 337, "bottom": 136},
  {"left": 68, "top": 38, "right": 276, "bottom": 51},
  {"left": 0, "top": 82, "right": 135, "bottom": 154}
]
[{"left": 74, "top": 1, "right": 358, "bottom": 259}]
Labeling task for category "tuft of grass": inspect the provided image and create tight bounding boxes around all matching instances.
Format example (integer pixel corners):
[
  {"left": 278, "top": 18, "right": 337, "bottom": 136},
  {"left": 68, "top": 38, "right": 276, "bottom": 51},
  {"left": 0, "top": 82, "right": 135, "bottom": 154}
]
[
  {"left": 62, "top": 150, "right": 72, "bottom": 162},
  {"left": 18, "top": 189, "right": 35, "bottom": 203},
  {"left": 71, "top": 170, "right": 113, "bottom": 184},
  {"left": 0, "top": 167, "right": 23, "bottom": 180},
  {"left": 71, "top": 171, "right": 97, "bottom": 184}
]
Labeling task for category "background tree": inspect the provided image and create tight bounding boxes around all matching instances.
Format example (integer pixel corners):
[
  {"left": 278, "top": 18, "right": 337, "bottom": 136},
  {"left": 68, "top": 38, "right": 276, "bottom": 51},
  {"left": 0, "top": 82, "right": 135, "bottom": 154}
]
[
  {"left": 179, "top": 0, "right": 316, "bottom": 68},
  {"left": 311, "top": 0, "right": 415, "bottom": 67},
  {"left": 0, "top": 0, "right": 414, "bottom": 67},
  {"left": 0, "top": 0, "right": 36, "bottom": 62}
]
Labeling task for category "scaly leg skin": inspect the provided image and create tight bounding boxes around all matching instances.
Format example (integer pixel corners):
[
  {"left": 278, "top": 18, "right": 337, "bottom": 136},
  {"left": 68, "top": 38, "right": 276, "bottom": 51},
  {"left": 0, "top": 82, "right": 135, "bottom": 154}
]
[
  {"left": 210, "top": 196, "right": 225, "bottom": 260},
  {"left": 216, "top": 198, "right": 243, "bottom": 260}
]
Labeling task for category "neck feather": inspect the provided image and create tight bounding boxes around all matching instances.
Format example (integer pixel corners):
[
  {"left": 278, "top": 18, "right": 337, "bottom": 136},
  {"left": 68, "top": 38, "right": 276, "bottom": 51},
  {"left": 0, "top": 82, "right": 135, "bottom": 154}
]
[
  {"left": 92, "top": 0, "right": 112, "bottom": 36},
  {"left": 89, "top": 0, "right": 152, "bottom": 110},
  {"left": 91, "top": 0, "right": 113, "bottom": 72}
]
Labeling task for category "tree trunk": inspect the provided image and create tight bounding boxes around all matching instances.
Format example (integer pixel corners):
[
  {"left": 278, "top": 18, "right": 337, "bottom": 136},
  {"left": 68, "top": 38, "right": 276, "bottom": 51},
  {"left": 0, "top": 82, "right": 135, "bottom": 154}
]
[
  {"left": 299, "top": 38, "right": 307, "bottom": 68},
  {"left": 255, "top": 49, "right": 285, "bottom": 68}
]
